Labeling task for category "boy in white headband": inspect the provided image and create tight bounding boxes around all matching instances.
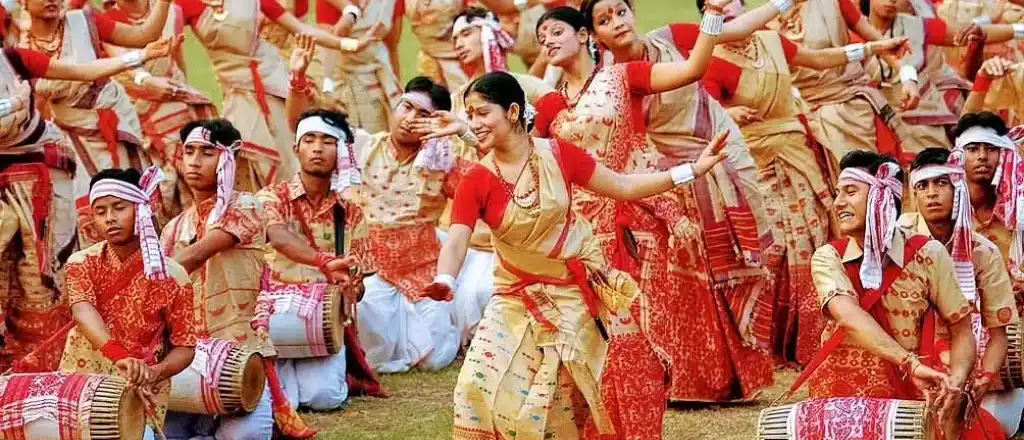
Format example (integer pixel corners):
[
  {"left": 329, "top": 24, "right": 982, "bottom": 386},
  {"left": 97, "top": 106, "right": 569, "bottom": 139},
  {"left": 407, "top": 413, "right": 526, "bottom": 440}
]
[
  {"left": 256, "top": 109, "right": 385, "bottom": 416},
  {"left": 900, "top": 147, "right": 1021, "bottom": 436},
  {"left": 803, "top": 151, "right": 977, "bottom": 439},
  {"left": 160, "top": 119, "right": 305, "bottom": 439},
  {"left": 60, "top": 167, "right": 197, "bottom": 437}
]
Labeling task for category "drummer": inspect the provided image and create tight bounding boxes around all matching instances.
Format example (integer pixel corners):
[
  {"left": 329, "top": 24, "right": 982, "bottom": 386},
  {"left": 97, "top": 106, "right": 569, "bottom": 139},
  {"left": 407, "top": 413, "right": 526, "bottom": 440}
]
[
  {"left": 901, "top": 147, "right": 1021, "bottom": 437},
  {"left": 808, "top": 150, "right": 977, "bottom": 439},
  {"left": 255, "top": 108, "right": 381, "bottom": 412},
  {"left": 59, "top": 167, "right": 198, "bottom": 437},
  {"left": 160, "top": 120, "right": 308, "bottom": 439}
]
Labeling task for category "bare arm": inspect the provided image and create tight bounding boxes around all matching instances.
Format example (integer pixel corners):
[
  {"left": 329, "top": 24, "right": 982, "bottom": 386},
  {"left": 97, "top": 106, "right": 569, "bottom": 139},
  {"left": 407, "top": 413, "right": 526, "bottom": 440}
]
[
  {"left": 105, "top": 0, "right": 172, "bottom": 47},
  {"left": 275, "top": 13, "right": 349, "bottom": 50},
  {"left": 436, "top": 224, "right": 472, "bottom": 278},
  {"left": 71, "top": 302, "right": 114, "bottom": 349},
  {"left": 945, "top": 317, "right": 977, "bottom": 387},
  {"left": 474, "top": 0, "right": 520, "bottom": 15},
  {"left": 42, "top": 36, "right": 179, "bottom": 81},
  {"left": 718, "top": 1, "right": 787, "bottom": 43},
  {"left": 172, "top": 229, "right": 237, "bottom": 274},
  {"left": 267, "top": 224, "right": 322, "bottom": 267},
  {"left": 648, "top": 28, "right": 719, "bottom": 93},
  {"left": 825, "top": 295, "right": 916, "bottom": 363},
  {"left": 151, "top": 346, "right": 194, "bottom": 382},
  {"left": 980, "top": 326, "right": 1007, "bottom": 376}
]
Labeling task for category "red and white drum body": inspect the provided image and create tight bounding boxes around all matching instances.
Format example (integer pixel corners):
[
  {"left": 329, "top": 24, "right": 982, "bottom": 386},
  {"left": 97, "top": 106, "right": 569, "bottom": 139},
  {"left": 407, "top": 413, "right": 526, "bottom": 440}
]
[
  {"left": 168, "top": 338, "right": 266, "bottom": 415},
  {"left": 0, "top": 372, "right": 145, "bottom": 440},
  {"left": 757, "top": 398, "right": 929, "bottom": 440},
  {"left": 266, "top": 283, "right": 343, "bottom": 359}
]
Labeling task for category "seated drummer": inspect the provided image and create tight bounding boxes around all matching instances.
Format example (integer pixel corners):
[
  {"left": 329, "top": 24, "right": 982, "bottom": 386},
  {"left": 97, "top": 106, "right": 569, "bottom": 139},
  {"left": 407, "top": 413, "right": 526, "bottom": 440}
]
[
  {"left": 59, "top": 167, "right": 197, "bottom": 435},
  {"left": 160, "top": 120, "right": 311, "bottom": 439},
  {"left": 255, "top": 108, "right": 380, "bottom": 412},
  {"left": 809, "top": 151, "right": 976, "bottom": 438},
  {"left": 901, "top": 148, "right": 1021, "bottom": 437}
]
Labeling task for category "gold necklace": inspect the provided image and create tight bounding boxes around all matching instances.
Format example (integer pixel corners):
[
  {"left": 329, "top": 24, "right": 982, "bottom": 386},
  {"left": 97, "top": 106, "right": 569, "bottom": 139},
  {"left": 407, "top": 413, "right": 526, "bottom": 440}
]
[
  {"left": 27, "top": 21, "right": 64, "bottom": 56},
  {"left": 725, "top": 36, "right": 765, "bottom": 69}
]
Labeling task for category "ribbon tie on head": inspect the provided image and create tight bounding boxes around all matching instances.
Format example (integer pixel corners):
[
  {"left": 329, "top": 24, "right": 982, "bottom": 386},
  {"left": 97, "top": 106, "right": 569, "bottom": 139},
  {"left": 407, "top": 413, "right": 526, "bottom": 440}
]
[
  {"left": 296, "top": 116, "right": 361, "bottom": 193},
  {"left": 910, "top": 159, "right": 975, "bottom": 300},
  {"left": 836, "top": 163, "right": 904, "bottom": 289},
  {"left": 452, "top": 13, "right": 515, "bottom": 74},
  {"left": 397, "top": 92, "right": 456, "bottom": 172},
  {"left": 184, "top": 126, "right": 241, "bottom": 227},
  {"left": 88, "top": 166, "right": 168, "bottom": 280},
  {"left": 955, "top": 125, "right": 1024, "bottom": 276}
]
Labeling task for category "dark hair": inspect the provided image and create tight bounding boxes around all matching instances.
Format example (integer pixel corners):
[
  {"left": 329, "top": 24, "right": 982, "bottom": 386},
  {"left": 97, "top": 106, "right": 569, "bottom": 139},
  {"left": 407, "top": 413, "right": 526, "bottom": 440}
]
[
  {"left": 453, "top": 6, "right": 491, "bottom": 26},
  {"left": 839, "top": 150, "right": 904, "bottom": 180},
  {"left": 696, "top": 0, "right": 745, "bottom": 12},
  {"left": 90, "top": 168, "right": 142, "bottom": 190},
  {"left": 859, "top": 0, "right": 870, "bottom": 16},
  {"left": 178, "top": 118, "right": 242, "bottom": 147},
  {"left": 954, "top": 111, "right": 1008, "bottom": 138},
  {"left": 537, "top": 6, "right": 587, "bottom": 35},
  {"left": 909, "top": 148, "right": 951, "bottom": 172},
  {"left": 296, "top": 108, "right": 355, "bottom": 143},
  {"left": 581, "top": 0, "right": 632, "bottom": 30},
  {"left": 404, "top": 76, "right": 452, "bottom": 111},
  {"left": 463, "top": 71, "right": 527, "bottom": 129}
]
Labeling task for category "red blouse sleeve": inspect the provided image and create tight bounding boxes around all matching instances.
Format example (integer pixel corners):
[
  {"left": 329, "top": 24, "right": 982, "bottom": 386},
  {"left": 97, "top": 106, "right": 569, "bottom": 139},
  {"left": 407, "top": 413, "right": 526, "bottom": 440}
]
[
  {"left": 624, "top": 61, "right": 653, "bottom": 95},
  {"left": 451, "top": 166, "right": 489, "bottom": 228},
  {"left": 838, "top": 0, "right": 863, "bottom": 28},
  {"left": 780, "top": 35, "right": 800, "bottom": 64},
  {"left": 923, "top": 18, "right": 948, "bottom": 46},
  {"left": 176, "top": 0, "right": 208, "bottom": 24},
  {"left": 533, "top": 92, "right": 569, "bottom": 138},
  {"left": 11, "top": 48, "right": 51, "bottom": 79},
  {"left": 260, "top": 0, "right": 287, "bottom": 21},
  {"left": 394, "top": 0, "right": 404, "bottom": 18},
  {"left": 93, "top": 13, "right": 119, "bottom": 42},
  {"left": 554, "top": 140, "right": 597, "bottom": 186},
  {"left": 701, "top": 57, "right": 741, "bottom": 102},
  {"left": 668, "top": 23, "right": 700, "bottom": 53},
  {"left": 317, "top": 0, "right": 340, "bottom": 24}
]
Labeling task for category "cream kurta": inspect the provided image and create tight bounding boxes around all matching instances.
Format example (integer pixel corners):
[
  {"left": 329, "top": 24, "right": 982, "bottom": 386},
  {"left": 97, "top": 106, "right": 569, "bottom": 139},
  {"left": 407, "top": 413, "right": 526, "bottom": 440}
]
[{"left": 405, "top": 0, "right": 468, "bottom": 90}]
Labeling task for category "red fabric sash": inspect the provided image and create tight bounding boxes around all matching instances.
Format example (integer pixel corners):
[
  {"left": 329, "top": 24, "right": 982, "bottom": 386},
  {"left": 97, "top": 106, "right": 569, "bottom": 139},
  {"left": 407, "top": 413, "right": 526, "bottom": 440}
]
[
  {"left": 787, "top": 234, "right": 931, "bottom": 397},
  {"left": 499, "top": 257, "right": 606, "bottom": 339},
  {"left": 248, "top": 60, "right": 272, "bottom": 124},
  {"left": 103, "top": 256, "right": 165, "bottom": 364},
  {"left": 343, "top": 325, "right": 386, "bottom": 398}
]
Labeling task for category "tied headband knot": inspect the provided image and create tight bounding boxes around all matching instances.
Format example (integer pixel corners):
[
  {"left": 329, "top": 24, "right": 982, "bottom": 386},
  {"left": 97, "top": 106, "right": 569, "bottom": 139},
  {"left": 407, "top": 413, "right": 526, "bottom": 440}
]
[
  {"left": 184, "top": 126, "right": 241, "bottom": 227},
  {"left": 453, "top": 13, "right": 515, "bottom": 73},
  {"left": 910, "top": 161, "right": 976, "bottom": 301},
  {"left": 88, "top": 166, "right": 168, "bottom": 281},
  {"left": 837, "top": 163, "right": 903, "bottom": 289},
  {"left": 295, "top": 116, "right": 361, "bottom": 193},
  {"left": 397, "top": 92, "right": 456, "bottom": 172}
]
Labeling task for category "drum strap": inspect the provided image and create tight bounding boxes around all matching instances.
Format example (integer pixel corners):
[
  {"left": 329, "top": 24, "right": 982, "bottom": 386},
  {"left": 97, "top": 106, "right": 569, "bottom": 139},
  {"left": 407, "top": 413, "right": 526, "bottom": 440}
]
[
  {"left": 333, "top": 203, "right": 345, "bottom": 256},
  {"left": 784, "top": 234, "right": 932, "bottom": 398}
]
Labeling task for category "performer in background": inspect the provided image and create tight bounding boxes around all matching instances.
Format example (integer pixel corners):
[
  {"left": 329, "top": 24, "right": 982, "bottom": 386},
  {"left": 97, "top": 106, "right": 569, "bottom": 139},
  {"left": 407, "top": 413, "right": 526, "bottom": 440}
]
[
  {"left": 0, "top": 5, "right": 177, "bottom": 373},
  {"left": 403, "top": 0, "right": 469, "bottom": 90},
  {"left": 60, "top": 167, "right": 198, "bottom": 437},
  {"left": 963, "top": 56, "right": 1024, "bottom": 125},
  {"left": 430, "top": 71, "right": 729, "bottom": 440}
]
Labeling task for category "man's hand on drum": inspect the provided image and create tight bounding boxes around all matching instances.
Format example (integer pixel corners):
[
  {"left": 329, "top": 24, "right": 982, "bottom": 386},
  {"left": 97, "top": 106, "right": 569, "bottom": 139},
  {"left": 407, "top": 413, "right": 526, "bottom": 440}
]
[
  {"left": 909, "top": 361, "right": 951, "bottom": 413},
  {"left": 323, "top": 255, "right": 363, "bottom": 287},
  {"left": 115, "top": 357, "right": 155, "bottom": 388}
]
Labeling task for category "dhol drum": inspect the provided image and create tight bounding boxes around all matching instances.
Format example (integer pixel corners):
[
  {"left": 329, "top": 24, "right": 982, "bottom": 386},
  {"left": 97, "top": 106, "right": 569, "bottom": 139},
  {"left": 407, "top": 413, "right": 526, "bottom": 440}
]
[
  {"left": 266, "top": 282, "right": 345, "bottom": 359},
  {"left": 1000, "top": 323, "right": 1024, "bottom": 389},
  {"left": 0, "top": 372, "right": 145, "bottom": 440},
  {"left": 757, "top": 398, "right": 930, "bottom": 440},
  {"left": 168, "top": 338, "right": 266, "bottom": 415}
]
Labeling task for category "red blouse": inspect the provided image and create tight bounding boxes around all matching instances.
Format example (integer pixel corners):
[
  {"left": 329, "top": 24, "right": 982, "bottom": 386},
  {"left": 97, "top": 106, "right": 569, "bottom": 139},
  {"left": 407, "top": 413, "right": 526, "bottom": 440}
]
[
  {"left": 175, "top": 0, "right": 287, "bottom": 26},
  {"left": 451, "top": 140, "right": 597, "bottom": 229},
  {"left": 534, "top": 61, "right": 653, "bottom": 138},
  {"left": 3, "top": 48, "right": 51, "bottom": 79},
  {"left": 702, "top": 34, "right": 800, "bottom": 101}
]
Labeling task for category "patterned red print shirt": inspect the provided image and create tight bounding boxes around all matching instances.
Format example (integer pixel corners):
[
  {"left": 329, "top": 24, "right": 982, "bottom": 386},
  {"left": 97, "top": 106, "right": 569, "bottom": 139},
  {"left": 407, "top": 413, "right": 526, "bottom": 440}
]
[{"left": 64, "top": 242, "right": 199, "bottom": 363}]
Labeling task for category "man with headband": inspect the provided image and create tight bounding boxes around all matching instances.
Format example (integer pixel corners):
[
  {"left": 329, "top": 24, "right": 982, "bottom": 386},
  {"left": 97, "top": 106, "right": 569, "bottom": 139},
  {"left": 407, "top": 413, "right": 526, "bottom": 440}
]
[
  {"left": 256, "top": 108, "right": 384, "bottom": 414},
  {"left": 160, "top": 119, "right": 310, "bottom": 439},
  {"left": 449, "top": 7, "right": 552, "bottom": 121},
  {"left": 59, "top": 167, "right": 198, "bottom": 438},
  {"left": 900, "top": 147, "right": 1021, "bottom": 437},
  {"left": 955, "top": 112, "right": 1024, "bottom": 295},
  {"left": 799, "top": 151, "right": 977, "bottom": 439}
]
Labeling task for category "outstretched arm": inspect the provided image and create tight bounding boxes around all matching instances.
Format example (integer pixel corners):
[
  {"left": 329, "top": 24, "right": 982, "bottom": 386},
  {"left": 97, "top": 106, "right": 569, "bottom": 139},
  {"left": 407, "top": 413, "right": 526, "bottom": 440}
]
[
  {"left": 41, "top": 36, "right": 180, "bottom": 81},
  {"left": 718, "top": 0, "right": 792, "bottom": 43},
  {"left": 104, "top": 0, "right": 172, "bottom": 47},
  {"left": 789, "top": 37, "right": 907, "bottom": 70},
  {"left": 647, "top": 20, "right": 721, "bottom": 93}
]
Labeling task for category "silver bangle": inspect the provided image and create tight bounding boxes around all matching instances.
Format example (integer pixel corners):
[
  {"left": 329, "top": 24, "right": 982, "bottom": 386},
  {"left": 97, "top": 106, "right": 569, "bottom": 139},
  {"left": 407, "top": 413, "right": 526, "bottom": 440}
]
[
  {"left": 0, "top": 99, "right": 13, "bottom": 118},
  {"left": 973, "top": 15, "right": 992, "bottom": 25},
  {"left": 460, "top": 129, "right": 478, "bottom": 147},
  {"left": 340, "top": 37, "right": 360, "bottom": 51},
  {"left": 700, "top": 13, "right": 725, "bottom": 36},
  {"left": 670, "top": 164, "right": 696, "bottom": 186},
  {"left": 899, "top": 65, "right": 919, "bottom": 84},
  {"left": 343, "top": 4, "right": 361, "bottom": 20},
  {"left": 1014, "top": 23, "right": 1024, "bottom": 40},
  {"left": 433, "top": 274, "right": 456, "bottom": 290},
  {"left": 844, "top": 43, "right": 866, "bottom": 62},
  {"left": 771, "top": 0, "right": 794, "bottom": 14},
  {"left": 133, "top": 71, "right": 153, "bottom": 86},
  {"left": 119, "top": 50, "right": 144, "bottom": 69}
]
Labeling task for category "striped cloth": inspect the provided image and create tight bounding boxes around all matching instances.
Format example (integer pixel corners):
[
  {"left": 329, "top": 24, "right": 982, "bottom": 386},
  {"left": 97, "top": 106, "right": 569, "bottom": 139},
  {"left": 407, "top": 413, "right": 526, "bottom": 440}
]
[{"left": 88, "top": 166, "right": 168, "bottom": 280}]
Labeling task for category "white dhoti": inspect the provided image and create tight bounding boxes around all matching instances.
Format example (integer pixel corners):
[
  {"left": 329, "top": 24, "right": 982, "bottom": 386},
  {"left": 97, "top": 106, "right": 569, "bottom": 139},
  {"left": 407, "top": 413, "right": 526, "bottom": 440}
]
[
  {"left": 162, "top": 386, "right": 274, "bottom": 440},
  {"left": 981, "top": 388, "right": 1024, "bottom": 436},
  {"left": 276, "top": 352, "right": 350, "bottom": 411},
  {"left": 452, "top": 247, "right": 496, "bottom": 348},
  {"left": 357, "top": 274, "right": 459, "bottom": 373}
]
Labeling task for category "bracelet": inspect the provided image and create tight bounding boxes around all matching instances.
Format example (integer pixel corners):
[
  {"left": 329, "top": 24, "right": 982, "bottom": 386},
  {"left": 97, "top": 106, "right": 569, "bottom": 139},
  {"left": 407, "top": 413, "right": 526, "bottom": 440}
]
[
  {"left": 314, "top": 252, "right": 334, "bottom": 272},
  {"left": 973, "top": 74, "right": 993, "bottom": 92},
  {"left": 899, "top": 65, "right": 919, "bottom": 84},
  {"left": 289, "top": 73, "right": 310, "bottom": 93},
  {"left": 771, "top": 0, "right": 794, "bottom": 14},
  {"left": 1014, "top": 23, "right": 1024, "bottom": 40},
  {"left": 433, "top": 274, "right": 456, "bottom": 290},
  {"left": 979, "top": 370, "right": 999, "bottom": 383},
  {"left": 459, "top": 129, "right": 478, "bottom": 146},
  {"left": 340, "top": 37, "right": 360, "bottom": 51},
  {"left": 119, "top": 50, "right": 145, "bottom": 69},
  {"left": 669, "top": 163, "right": 695, "bottom": 186},
  {"left": 343, "top": 4, "right": 361, "bottom": 20},
  {"left": 133, "top": 71, "right": 153, "bottom": 86},
  {"left": 843, "top": 43, "right": 866, "bottom": 62},
  {"left": 973, "top": 15, "right": 992, "bottom": 25},
  {"left": 101, "top": 340, "right": 132, "bottom": 362},
  {"left": 514, "top": 0, "right": 528, "bottom": 9},
  {"left": 0, "top": 98, "right": 13, "bottom": 118},
  {"left": 700, "top": 13, "right": 725, "bottom": 36},
  {"left": 897, "top": 352, "right": 921, "bottom": 378}
]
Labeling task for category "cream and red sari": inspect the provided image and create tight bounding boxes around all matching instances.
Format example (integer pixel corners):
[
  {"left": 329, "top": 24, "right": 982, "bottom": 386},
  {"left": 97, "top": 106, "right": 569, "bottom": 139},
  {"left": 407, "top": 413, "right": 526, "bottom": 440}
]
[
  {"left": 405, "top": 0, "right": 469, "bottom": 91},
  {"left": 937, "top": 0, "right": 1024, "bottom": 66},
  {"left": 18, "top": 9, "right": 146, "bottom": 245},
  {"left": 451, "top": 138, "right": 638, "bottom": 439},
  {"left": 101, "top": 2, "right": 218, "bottom": 224},
  {"left": 707, "top": 31, "right": 834, "bottom": 366},
  {"left": 862, "top": 14, "right": 970, "bottom": 153}
]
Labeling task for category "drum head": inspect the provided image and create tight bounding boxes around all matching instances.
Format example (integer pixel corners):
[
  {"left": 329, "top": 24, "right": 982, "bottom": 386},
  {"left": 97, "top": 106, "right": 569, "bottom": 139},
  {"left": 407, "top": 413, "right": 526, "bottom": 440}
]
[
  {"left": 118, "top": 382, "right": 146, "bottom": 440},
  {"left": 240, "top": 352, "right": 267, "bottom": 412}
]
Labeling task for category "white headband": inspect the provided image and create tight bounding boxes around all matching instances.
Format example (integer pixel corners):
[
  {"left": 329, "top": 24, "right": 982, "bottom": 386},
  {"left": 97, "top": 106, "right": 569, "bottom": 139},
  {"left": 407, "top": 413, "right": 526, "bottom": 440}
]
[
  {"left": 837, "top": 164, "right": 903, "bottom": 289},
  {"left": 89, "top": 166, "right": 168, "bottom": 280},
  {"left": 398, "top": 92, "right": 437, "bottom": 113},
  {"left": 452, "top": 13, "right": 514, "bottom": 73},
  {"left": 296, "top": 116, "right": 347, "bottom": 144},
  {"left": 909, "top": 164, "right": 964, "bottom": 186},
  {"left": 954, "top": 126, "right": 1015, "bottom": 150},
  {"left": 184, "top": 126, "right": 241, "bottom": 227},
  {"left": 296, "top": 115, "right": 361, "bottom": 193}
]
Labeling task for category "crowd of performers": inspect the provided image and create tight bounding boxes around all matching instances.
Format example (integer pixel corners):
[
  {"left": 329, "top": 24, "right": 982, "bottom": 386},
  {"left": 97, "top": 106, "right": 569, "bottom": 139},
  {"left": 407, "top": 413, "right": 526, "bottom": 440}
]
[{"left": 4, "top": 0, "right": 1024, "bottom": 438}]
